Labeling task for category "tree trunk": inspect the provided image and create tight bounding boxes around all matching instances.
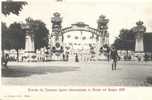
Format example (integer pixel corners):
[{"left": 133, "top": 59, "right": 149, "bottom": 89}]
[
  {"left": 126, "top": 50, "right": 129, "bottom": 60},
  {"left": 2, "top": 49, "right": 4, "bottom": 58},
  {"left": 1, "top": 49, "right": 4, "bottom": 64},
  {"left": 16, "top": 49, "right": 19, "bottom": 62}
]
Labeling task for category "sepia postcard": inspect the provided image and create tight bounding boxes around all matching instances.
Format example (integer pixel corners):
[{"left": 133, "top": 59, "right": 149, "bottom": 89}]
[{"left": 1, "top": 0, "right": 152, "bottom": 99}]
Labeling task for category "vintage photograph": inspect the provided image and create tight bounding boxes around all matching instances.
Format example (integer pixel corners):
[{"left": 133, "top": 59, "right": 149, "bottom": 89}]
[{"left": 1, "top": 0, "right": 152, "bottom": 86}]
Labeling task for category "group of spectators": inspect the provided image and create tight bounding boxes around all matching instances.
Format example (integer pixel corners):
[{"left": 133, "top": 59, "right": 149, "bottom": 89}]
[
  {"left": 2, "top": 47, "right": 152, "bottom": 69},
  {"left": 120, "top": 53, "right": 152, "bottom": 61}
]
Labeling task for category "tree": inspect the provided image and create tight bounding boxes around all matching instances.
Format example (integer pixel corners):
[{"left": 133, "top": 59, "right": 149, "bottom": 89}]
[
  {"left": 9, "top": 22, "right": 25, "bottom": 60},
  {"left": 25, "top": 17, "right": 49, "bottom": 50},
  {"left": 113, "top": 28, "right": 136, "bottom": 60},
  {"left": 2, "top": 0, "right": 27, "bottom": 62},
  {"left": 2, "top": 22, "right": 25, "bottom": 61},
  {"left": 2, "top": 1, "right": 27, "bottom": 16},
  {"left": 144, "top": 33, "right": 152, "bottom": 52}
]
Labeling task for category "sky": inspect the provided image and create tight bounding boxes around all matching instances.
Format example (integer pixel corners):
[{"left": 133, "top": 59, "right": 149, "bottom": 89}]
[{"left": 1, "top": 0, "right": 152, "bottom": 44}]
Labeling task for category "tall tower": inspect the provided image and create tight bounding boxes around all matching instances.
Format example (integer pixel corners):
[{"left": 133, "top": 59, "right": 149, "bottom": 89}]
[
  {"left": 50, "top": 12, "right": 64, "bottom": 57},
  {"left": 97, "top": 15, "right": 109, "bottom": 47},
  {"left": 51, "top": 12, "right": 63, "bottom": 45},
  {"left": 132, "top": 21, "right": 146, "bottom": 52}
]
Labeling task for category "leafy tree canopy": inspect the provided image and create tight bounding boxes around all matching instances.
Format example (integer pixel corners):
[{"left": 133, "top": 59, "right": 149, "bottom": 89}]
[
  {"left": 2, "top": 22, "right": 10, "bottom": 50},
  {"left": 25, "top": 17, "right": 49, "bottom": 49},
  {"left": 2, "top": 22, "right": 25, "bottom": 50},
  {"left": 2, "top": 0, "right": 27, "bottom": 16},
  {"left": 113, "top": 28, "right": 135, "bottom": 51}
]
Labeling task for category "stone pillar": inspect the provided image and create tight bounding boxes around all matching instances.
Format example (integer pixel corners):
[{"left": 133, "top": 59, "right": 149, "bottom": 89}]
[
  {"left": 21, "top": 23, "right": 35, "bottom": 61},
  {"left": 135, "top": 35, "right": 144, "bottom": 52},
  {"left": 25, "top": 32, "right": 34, "bottom": 52},
  {"left": 132, "top": 21, "right": 146, "bottom": 52}
]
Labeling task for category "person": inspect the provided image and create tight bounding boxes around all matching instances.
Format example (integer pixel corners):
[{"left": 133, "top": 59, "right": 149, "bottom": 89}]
[
  {"left": 63, "top": 54, "right": 65, "bottom": 61},
  {"left": 151, "top": 53, "right": 152, "bottom": 61},
  {"left": 75, "top": 53, "right": 79, "bottom": 62},
  {"left": 2, "top": 53, "right": 9, "bottom": 69},
  {"left": 137, "top": 55, "right": 141, "bottom": 62},
  {"left": 66, "top": 53, "right": 69, "bottom": 61},
  {"left": 110, "top": 47, "right": 119, "bottom": 70},
  {"left": 106, "top": 46, "right": 110, "bottom": 61}
]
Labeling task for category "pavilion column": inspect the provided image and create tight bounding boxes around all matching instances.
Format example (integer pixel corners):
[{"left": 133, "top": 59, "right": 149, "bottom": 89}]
[
  {"left": 50, "top": 12, "right": 63, "bottom": 60},
  {"left": 97, "top": 15, "right": 109, "bottom": 47},
  {"left": 51, "top": 12, "right": 63, "bottom": 46}
]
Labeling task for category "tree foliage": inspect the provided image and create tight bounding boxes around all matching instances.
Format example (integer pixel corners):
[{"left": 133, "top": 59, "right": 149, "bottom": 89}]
[
  {"left": 2, "top": 22, "right": 10, "bottom": 50},
  {"left": 144, "top": 33, "right": 152, "bottom": 52},
  {"left": 25, "top": 17, "right": 49, "bottom": 49},
  {"left": 8, "top": 22, "right": 25, "bottom": 50},
  {"left": 113, "top": 29, "right": 135, "bottom": 50},
  {"left": 2, "top": 22, "right": 25, "bottom": 50},
  {"left": 2, "top": 18, "right": 49, "bottom": 51},
  {"left": 2, "top": 1, "right": 27, "bottom": 16}
]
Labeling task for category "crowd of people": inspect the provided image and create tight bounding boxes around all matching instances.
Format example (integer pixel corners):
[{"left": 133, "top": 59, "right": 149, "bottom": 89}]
[{"left": 2, "top": 47, "right": 152, "bottom": 70}]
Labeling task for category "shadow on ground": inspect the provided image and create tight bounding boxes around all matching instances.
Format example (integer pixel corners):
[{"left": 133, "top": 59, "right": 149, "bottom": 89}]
[{"left": 2, "top": 66, "right": 80, "bottom": 78}]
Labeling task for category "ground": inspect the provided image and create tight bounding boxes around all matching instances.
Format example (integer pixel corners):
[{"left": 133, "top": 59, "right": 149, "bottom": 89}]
[{"left": 2, "top": 61, "right": 152, "bottom": 86}]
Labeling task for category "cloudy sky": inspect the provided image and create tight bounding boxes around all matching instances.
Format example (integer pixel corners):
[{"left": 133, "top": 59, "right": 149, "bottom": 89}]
[{"left": 1, "top": 0, "right": 152, "bottom": 44}]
